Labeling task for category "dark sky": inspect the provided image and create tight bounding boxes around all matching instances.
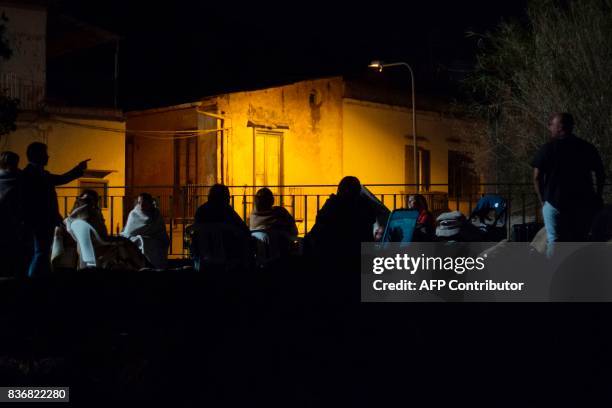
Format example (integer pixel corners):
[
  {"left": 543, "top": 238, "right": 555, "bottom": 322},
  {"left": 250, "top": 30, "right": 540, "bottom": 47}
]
[{"left": 51, "top": 0, "right": 528, "bottom": 110}]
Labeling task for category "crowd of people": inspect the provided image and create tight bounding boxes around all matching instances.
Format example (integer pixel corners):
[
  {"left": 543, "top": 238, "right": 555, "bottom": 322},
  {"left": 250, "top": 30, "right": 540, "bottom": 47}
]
[
  {"left": 0, "top": 113, "right": 608, "bottom": 276},
  {"left": 0, "top": 143, "right": 171, "bottom": 277},
  {"left": 0, "top": 140, "right": 443, "bottom": 277},
  {"left": 0, "top": 140, "right": 392, "bottom": 276}
]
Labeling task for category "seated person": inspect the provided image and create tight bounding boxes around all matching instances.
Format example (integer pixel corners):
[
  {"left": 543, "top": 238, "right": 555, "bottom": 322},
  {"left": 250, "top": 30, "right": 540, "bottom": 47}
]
[
  {"left": 250, "top": 188, "right": 298, "bottom": 260},
  {"left": 249, "top": 187, "right": 298, "bottom": 237},
  {"left": 305, "top": 176, "right": 377, "bottom": 258},
  {"left": 361, "top": 186, "right": 390, "bottom": 242},
  {"left": 66, "top": 189, "right": 108, "bottom": 238},
  {"left": 54, "top": 189, "right": 106, "bottom": 269},
  {"left": 121, "top": 193, "right": 170, "bottom": 269},
  {"left": 62, "top": 190, "right": 148, "bottom": 270},
  {"left": 194, "top": 184, "right": 249, "bottom": 234},
  {"left": 408, "top": 194, "right": 435, "bottom": 241},
  {"left": 191, "top": 184, "right": 250, "bottom": 267}
]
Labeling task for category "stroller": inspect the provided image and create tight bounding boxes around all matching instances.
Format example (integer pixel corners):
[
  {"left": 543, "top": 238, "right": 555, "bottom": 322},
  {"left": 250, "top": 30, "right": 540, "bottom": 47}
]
[
  {"left": 434, "top": 195, "right": 508, "bottom": 242},
  {"left": 436, "top": 211, "right": 483, "bottom": 242},
  {"left": 469, "top": 195, "right": 508, "bottom": 242}
]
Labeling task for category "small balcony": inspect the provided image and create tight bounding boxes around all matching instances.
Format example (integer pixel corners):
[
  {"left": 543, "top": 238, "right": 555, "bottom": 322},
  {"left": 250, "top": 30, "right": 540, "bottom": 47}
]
[{"left": 0, "top": 72, "right": 45, "bottom": 111}]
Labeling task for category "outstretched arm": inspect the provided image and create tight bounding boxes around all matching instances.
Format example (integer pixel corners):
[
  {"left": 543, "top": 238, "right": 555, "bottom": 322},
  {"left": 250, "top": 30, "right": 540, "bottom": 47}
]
[{"left": 50, "top": 159, "right": 89, "bottom": 186}]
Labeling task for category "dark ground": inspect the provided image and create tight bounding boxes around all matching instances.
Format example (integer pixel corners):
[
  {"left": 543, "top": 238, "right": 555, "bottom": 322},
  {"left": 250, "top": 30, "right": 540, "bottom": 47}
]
[{"left": 1, "top": 257, "right": 611, "bottom": 407}]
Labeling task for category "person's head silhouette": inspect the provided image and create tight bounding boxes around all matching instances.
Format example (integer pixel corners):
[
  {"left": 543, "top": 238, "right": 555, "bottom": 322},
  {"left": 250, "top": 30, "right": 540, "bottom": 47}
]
[
  {"left": 26, "top": 142, "right": 49, "bottom": 166},
  {"left": 255, "top": 187, "right": 274, "bottom": 212},
  {"left": 208, "top": 184, "right": 230, "bottom": 206},
  {"left": 0, "top": 151, "right": 19, "bottom": 172},
  {"left": 337, "top": 176, "right": 361, "bottom": 200},
  {"left": 408, "top": 194, "right": 428, "bottom": 212},
  {"left": 137, "top": 193, "right": 156, "bottom": 215},
  {"left": 78, "top": 189, "right": 100, "bottom": 208}
]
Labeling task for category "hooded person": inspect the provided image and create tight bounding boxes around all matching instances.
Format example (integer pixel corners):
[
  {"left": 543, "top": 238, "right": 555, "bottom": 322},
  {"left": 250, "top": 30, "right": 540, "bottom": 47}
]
[
  {"left": 193, "top": 184, "right": 249, "bottom": 234},
  {"left": 361, "top": 186, "right": 390, "bottom": 242},
  {"left": 53, "top": 189, "right": 108, "bottom": 270},
  {"left": 305, "top": 176, "right": 377, "bottom": 258},
  {"left": 60, "top": 192, "right": 147, "bottom": 271},
  {"left": 121, "top": 193, "right": 170, "bottom": 269},
  {"left": 190, "top": 184, "right": 251, "bottom": 270},
  {"left": 66, "top": 189, "right": 108, "bottom": 238}
]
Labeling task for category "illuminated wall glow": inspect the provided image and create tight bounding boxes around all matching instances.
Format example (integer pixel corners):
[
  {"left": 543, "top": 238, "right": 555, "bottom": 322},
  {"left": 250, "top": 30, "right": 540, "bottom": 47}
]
[
  {"left": 127, "top": 77, "right": 475, "bottom": 230},
  {"left": 4, "top": 115, "right": 126, "bottom": 233}
]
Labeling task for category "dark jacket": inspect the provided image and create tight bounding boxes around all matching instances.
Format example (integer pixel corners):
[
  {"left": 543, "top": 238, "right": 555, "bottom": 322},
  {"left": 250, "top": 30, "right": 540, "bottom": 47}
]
[
  {"left": 22, "top": 163, "right": 84, "bottom": 231},
  {"left": 531, "top": 135, "right": 605, "bottom": 211},
  {"left": 306, "top": 194, "right": 377, "bottom": 257},
  {"left": 193, "top": 201, "right": 250, "bottom": 235},
  {"left": 0, "top": 169, "right": 23, "bottom": 241}
]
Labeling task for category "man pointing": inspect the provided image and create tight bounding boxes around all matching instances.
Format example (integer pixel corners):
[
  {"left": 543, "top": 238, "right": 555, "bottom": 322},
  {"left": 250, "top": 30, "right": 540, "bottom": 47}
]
[{"left": 22, "top": 142, "right": 90, "bottom": 277}]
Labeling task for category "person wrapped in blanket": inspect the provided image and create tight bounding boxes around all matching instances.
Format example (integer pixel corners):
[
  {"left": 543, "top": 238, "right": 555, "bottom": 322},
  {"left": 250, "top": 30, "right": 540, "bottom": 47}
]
[
  {"left": 250, "top": 187, "right": 298, "bottom": 236},
  {"left": 305, "top": 176, "right": 378, "bottom": 259},
  {"left": 121, "top": 193, "right": 170, "bottom": 269},
  {"left": 55, "top": 189, "right": 147, "bottom": 270}
]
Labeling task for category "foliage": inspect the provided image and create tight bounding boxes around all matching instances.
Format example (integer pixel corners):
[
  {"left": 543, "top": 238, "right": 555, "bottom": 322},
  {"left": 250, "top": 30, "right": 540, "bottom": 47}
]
[
  {"left": 0, "top": 12, "right": 18, "bottom": 137},
  {"left": 466, "top": 0, "right": 612, "bottom": 182}
]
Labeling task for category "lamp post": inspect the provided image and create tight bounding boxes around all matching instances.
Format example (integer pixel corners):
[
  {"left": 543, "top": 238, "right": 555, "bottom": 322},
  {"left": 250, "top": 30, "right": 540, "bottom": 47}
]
[{"left": 369, "top": 60, "right": 418, "bottom": 191}]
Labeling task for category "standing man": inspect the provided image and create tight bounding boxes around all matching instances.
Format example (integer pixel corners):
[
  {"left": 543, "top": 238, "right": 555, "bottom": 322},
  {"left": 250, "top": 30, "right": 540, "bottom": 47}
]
[
  {"left": 22, "top": 142, "right": 89, "bottom": 277},
  {"left": 531, "top": 113, "right": 605, "bottom": 257}
]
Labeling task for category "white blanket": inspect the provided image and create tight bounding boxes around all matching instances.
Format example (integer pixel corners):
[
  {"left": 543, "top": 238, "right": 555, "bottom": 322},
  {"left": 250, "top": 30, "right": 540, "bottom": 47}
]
[
  {"left": 121, "top": 207, "right": 167, "bottom": 242},
  {"left": 121, "top": 207, "right": 169, "bottom": 268}
]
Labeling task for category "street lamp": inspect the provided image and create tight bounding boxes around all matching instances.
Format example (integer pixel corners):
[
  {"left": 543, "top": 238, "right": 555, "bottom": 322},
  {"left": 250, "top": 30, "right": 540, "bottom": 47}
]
[{"left": 369, "top": 60, "right": 418, "bottom": 191}]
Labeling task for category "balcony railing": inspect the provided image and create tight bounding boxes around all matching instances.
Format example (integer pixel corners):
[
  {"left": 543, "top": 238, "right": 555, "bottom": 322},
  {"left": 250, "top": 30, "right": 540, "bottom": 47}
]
[
  {"left": 0, "top": 72, "right": 45, "bottom": 111},
  {"left": 56, "top": 183, "right": 612, "bottom": 257}
]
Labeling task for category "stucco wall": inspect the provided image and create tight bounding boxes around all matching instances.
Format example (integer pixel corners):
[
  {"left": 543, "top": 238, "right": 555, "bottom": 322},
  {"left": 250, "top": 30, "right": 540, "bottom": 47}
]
[
  {"left": 127, "top": 106, "right": 198, "bottom": 187},
  {"left": 215, "top": 77, "right": 345, "bottom": 189},
  {"left": 342, "top": 99, "right": 471, "bottom": 196},
  {"left": 124, "top": 78, "right": 476, "bottom": 233},
  {"left": 0, "top": 5, "right": 46, "bottom": 84},
  {"left": 3, "top": 115, "right": 126, "bottom": 232}
]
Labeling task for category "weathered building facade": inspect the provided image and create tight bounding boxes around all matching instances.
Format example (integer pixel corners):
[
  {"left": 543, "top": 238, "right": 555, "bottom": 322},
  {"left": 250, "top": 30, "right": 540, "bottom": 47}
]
[
  {"left": 0, "top": 2, "right": 126, "bottom": 233},
  {"left": 127, "top": 76, "right": 477, "bottom": 234}
]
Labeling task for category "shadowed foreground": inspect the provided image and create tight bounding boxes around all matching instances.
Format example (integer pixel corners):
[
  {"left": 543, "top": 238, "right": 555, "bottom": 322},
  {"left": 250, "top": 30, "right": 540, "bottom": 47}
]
[{"left": 1, "top": 259, "right": 611, "bottom": 407}]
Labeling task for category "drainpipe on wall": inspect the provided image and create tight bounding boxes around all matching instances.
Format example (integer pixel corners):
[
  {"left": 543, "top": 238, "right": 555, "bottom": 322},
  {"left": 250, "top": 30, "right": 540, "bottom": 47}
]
[{"left": 196, "top": 108, "right": 229, "bottom": 184}]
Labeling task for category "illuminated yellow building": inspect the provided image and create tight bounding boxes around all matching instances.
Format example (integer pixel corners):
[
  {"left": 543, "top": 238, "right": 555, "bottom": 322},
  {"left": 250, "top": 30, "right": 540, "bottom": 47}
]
[
  {"left": 127, "top": 76, "right": 478, "bottom": 233},
  {"left": 3, "top": 108, "right": 126, "bottom": 233},
  {"left": 0, "top": 3, "right": 126, "bottom": 233}
]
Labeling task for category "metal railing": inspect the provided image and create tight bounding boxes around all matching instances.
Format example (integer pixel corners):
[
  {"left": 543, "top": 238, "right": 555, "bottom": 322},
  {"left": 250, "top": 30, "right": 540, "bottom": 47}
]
[
  {"left": 0, "top": 72, "right": 45, "bottom": 110},
  {"left": 56, "top": 183, "right": 612, "bottom": 257}
]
